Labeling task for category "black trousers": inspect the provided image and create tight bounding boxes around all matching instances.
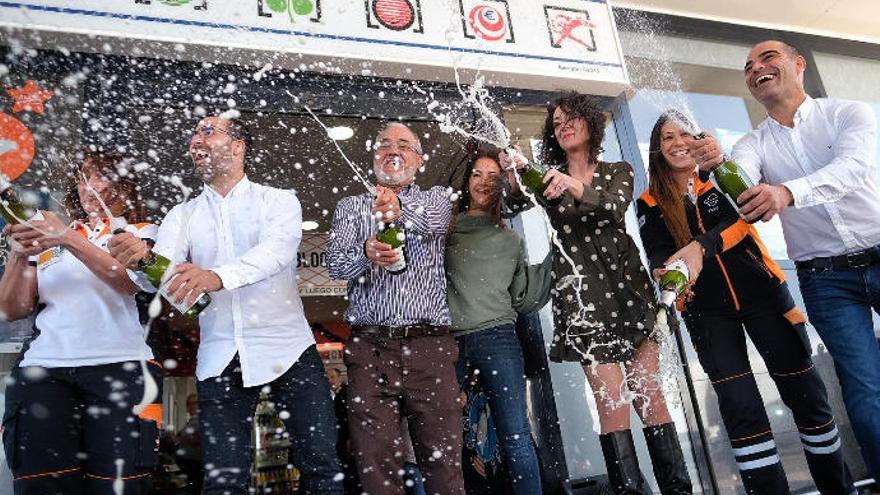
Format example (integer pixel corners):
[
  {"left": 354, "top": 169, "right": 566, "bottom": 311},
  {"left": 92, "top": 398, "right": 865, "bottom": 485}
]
[
  {"left": 196, "top": 347, "right": 342, "bottom": 495},
  {"left": 2, "top": 360, "right": 163, "bottom": 495},
  {"left": 684, "top": 305, "right": 854, "bottom": 495}
]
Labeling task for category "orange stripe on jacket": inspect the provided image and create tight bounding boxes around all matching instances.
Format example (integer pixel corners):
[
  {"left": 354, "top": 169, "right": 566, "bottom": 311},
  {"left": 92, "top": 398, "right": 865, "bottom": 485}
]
[
  {"left": 138, "top": 403, "right": 163, "bottom": 428},
  {"left": 14, "top": 467, "right": 80, "bottom": 481},
  {"left": 719, "top": 220, "right": 752, "bottom": 253}
]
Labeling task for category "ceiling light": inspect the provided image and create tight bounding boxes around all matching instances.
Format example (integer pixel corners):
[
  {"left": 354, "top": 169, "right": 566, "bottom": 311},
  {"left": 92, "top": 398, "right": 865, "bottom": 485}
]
[
  {"left": 302, "top": 220, "right": 320, "bottom": 231},
  {"left": 327, "top": 126, "right": 354, "bottom": 141}
]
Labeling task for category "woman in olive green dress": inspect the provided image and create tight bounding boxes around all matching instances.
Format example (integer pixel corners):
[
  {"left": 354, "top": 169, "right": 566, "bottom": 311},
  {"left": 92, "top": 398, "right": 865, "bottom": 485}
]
[{"left": 503, "top": 92, "right": 691, "bottom": 495}]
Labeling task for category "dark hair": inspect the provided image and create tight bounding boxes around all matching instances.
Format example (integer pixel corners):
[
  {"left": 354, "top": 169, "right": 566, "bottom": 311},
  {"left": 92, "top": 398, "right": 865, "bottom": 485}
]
[
  {"left": 539, "top": 92, "right": 606, "bottom": 166},
  {"left": 64, "top": 149, "right": 146, "bottom": 224},
  {"left": 449, "top": 145, "right": 505, "bottom": 233},
  {"left": 225, "top": 118, "right": 253, "bottom": 163},
  {"left": 647, "top": 110, "right": 694, "bottom": 249},
  {"left": 781, "top": 41, "right": 800, "bottom": 58},
  {"left": 758, "top": 39, "right": 800, "bottom": 58}
]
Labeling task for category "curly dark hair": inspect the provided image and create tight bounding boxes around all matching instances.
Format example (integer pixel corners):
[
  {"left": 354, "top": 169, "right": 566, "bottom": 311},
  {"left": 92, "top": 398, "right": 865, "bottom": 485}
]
[
  {"left": 64, "top": 148, "right": 146, "bottom": 224},
  {"left": 539, "top": 91, "right": 606, "bottom": 166}
]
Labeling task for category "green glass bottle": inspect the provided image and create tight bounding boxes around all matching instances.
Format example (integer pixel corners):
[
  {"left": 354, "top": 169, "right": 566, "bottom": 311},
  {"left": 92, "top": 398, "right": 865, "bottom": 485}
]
[
  {"left": 138, "top": 251, "right": 211, "bottom": 318},
  {"left": 376, "top": 222, "right": 406, "bottom": 275},
  {"left": 0, "top": 184, "right": 38, "bottom": 225},
  {"left": 1, "top": 182, "right": 44, "bottom": 264},
  {"left": 519, "top": 163, "right": 549, "bottom": 197},
  {"left": 693, "top": 133, "right": 755, "bottom": 222},
  {"left": 659, "top": 259, "right": 689, "bottom": 308},
  {"left": 712, "top": 159, "right": 754, "bottom": 205}
]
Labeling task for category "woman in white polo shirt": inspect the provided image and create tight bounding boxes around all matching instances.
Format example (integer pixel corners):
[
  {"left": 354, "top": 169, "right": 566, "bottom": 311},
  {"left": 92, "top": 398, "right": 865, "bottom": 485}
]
[{"left": 0, "top": 150, "right": 162, "bottom": 495}]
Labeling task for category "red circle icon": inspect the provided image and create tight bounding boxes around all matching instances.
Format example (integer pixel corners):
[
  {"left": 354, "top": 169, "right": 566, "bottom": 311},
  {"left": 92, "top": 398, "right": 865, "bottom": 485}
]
[
  {"left": 469, "top": 5, "right": 507, "bottom": 41},
  {"left": 0, "top": 113, "right": 35, "bottom": 181},
  {"left": 373, "top": 0, "right": 415, "bottom": 31}
]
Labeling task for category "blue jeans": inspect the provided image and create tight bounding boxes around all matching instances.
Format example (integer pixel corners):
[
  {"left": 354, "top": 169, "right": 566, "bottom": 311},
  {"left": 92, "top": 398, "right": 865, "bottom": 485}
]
[
  {"left": 455, "top": 324, "right": 542, "bottom": 495},
  {"left": 404, "top": 462, "right": 427, "bottom": 495},
  {"left": 197, "top": 346, "right": 342, "bottom": 495},
  {"left": 797, "top": 263, "right": 880, "bottom": 480}
]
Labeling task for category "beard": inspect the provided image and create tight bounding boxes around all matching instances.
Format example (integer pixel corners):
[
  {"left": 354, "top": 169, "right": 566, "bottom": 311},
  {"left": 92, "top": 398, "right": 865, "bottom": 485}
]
[{"left": 373, "top": 160, "right": 415, "bottom": 186}]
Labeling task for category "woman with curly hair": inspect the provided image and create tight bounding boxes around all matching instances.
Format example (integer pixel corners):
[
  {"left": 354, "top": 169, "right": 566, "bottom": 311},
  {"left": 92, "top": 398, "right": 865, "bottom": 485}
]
[
  {"left": 0, "top": 149, "right": 162, "bottom": 495},
  {"left": 503, "top": 92, "right": 691, "bottom": 494}
]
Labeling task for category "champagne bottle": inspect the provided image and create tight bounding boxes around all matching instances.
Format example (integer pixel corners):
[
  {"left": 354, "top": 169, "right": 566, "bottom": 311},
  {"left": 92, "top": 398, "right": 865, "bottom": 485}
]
[
  {"left": 519, "top": 162, "right": 550, "bottom": 197},
  {"left": 376, "top": 222, "right": 406, "bottom": 275},
  {"left": 1, "top": 179, "right": 44, "bottom": 265},
  {"left": 693, "top": 133, "right": 755, "bottom": 221},
  {"left": 658, "top": 259, "right": 689, "bottom": 308},
  {"left": 505, "top": 147, "right": 550, "bottom": 198},
  {"left": 138, "top": 250, "right": 211, "bottom": 318},
  {"left": 0, "top": 186, "right": 38, "bottom": 225},
  {"left": 109, "top": 217, "right": 211, "bottom": 318}
]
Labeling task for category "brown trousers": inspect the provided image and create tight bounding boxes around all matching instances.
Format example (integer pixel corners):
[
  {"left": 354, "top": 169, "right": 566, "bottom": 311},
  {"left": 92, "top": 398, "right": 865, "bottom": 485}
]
[{"left": 344, "top": 333, "right": 465, "bottom": 495}]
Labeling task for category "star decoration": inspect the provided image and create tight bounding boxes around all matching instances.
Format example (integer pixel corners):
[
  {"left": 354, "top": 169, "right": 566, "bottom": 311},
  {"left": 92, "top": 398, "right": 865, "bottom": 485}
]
[{"left": 6, "top": 81, "right": 54, "bottom": 114}]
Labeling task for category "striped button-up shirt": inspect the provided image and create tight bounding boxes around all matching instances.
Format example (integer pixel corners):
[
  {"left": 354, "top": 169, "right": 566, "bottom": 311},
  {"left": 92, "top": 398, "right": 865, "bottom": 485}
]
[{"left": 328, "top": 183, "right": 454, "bottom": 326}]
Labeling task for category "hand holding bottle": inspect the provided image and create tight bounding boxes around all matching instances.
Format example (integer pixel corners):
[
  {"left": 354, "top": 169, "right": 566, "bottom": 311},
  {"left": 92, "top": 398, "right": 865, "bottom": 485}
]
[
  {"left": 4, "top": 223, "right": 44, "bottom": 257},
  {"left": 499, "top": 146, "right": 527, "bottom": 193},
  {"left": 4, "top": 212, "right": 70, "bottom": 254},
  {"left": 372, "top": 186, "right": 400, "bottom": 223},
  {"left": 108, "top": 231, "right": 152, "bottom": 270},
  {"left": 666, "top": 241, "right": 704, "bottom": 285},
  {"left": 541, "top": 169, "right": 584, "bottom": 201},
  {"left": 737, "top": 184, "right": 794, "bottom": 222},
  {"left": 688, "top": 131, "right": 726, "bottom": 172},
  {"left": 164, "top": 263, "right": 223, "bottom": 307},
  {"left": 364, "top": 235, "right": 402, "bottom": 268}
]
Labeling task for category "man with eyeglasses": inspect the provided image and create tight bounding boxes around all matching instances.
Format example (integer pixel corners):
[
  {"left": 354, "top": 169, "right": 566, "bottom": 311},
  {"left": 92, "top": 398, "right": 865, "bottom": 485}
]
[
  {"left": 108, "top": 115, "right": 342, "bottom": 495},
  {"left": 328, "top": 122, "right": 465, "bottom": 494}
]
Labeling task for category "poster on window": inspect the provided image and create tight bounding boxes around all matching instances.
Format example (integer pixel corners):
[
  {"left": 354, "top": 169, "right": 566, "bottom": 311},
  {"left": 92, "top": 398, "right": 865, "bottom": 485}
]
[{"left": 297, "top": 233, "right": 348, "bottom": 297}]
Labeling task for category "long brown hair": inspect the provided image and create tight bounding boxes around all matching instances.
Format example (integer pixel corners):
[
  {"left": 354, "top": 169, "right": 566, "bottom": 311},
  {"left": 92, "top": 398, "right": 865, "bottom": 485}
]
[
  {"left": 648, "top": 111, "right": 693, "bottom": 249},
  {"left": 64, "top": 149, "right": 146, "bottom": 224},
  {"left": 449, "top": 146, "right": 505, "bottom": 234}
]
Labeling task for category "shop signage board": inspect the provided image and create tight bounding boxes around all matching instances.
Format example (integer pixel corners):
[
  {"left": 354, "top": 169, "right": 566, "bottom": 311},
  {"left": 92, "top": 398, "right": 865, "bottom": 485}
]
[
  {"left": 0, "top": 0, "right": 630, "bottom": 95},
  {"left": 297, "top": 233, "right": 347, "bottom": 297}
]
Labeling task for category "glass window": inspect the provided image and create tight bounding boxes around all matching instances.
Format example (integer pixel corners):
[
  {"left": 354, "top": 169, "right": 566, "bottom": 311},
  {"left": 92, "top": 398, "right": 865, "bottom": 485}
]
[
  {"left": 504, "top": 104, "right": 702, "bottom": 489},
  {"left": 813, "top": 51, "right": 880, "bottom": 160},
  {"left": 618, "top": 32, "right": 789, "bottom": 260}
]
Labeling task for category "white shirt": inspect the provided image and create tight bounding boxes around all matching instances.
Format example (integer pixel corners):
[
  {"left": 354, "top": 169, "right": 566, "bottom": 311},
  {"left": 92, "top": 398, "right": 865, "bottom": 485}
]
[
  {"left": 733, "top": 96, "right": 880, "bottom": 261},
  {"left": 22, "top": 220, "right": 156, "bottom": 368},
  {"left": 153, "top": 176, "right": 313, "bottom": 387}
]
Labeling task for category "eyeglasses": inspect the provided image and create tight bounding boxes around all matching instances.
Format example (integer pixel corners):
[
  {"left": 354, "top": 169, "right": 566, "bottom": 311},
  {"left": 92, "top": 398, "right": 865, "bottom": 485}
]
[
  {"left": 376, "top": 139, "right": 420, "bottom": 154},
  {"left": 188, "top": 124, "right": 236, "bottom": 142}
]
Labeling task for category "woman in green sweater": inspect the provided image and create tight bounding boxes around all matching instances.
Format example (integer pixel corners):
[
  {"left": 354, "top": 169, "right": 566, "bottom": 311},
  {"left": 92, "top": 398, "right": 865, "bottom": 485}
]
[{"left": 445, "top": 147, "right": 552, "bottom": 495}]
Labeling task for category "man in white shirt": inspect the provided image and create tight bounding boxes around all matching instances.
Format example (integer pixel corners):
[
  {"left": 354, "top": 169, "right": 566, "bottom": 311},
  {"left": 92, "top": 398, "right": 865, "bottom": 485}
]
[
  {"left": 109, "top": 115, "right": 342, "bottom": 494},
  {"left": 693, "top": 40, "right": 880, "bottom": 483}
]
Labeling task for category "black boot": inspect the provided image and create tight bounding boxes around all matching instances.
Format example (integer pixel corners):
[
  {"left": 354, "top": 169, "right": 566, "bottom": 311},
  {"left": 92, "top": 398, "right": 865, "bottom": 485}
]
[
  {"left": 644, "top": 423, "right": 693, "bottom": 494},
  {"left": 600, "top": 430, "right": 651, "bottom": 495}
]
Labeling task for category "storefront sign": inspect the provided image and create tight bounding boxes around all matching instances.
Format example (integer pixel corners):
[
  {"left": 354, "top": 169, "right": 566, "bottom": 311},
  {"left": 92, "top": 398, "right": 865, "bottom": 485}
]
[
  {"left": 297, "top": 233, "right": 347, "bottom": 297},
  {"left": 0, "top": 0, "right": 629, "bottom": 95}
]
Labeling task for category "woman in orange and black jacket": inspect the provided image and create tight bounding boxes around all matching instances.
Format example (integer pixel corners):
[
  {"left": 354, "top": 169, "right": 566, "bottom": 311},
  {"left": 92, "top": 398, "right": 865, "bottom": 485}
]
[{"left": 636, "top": 111, "right": 855, "bottom": 495}]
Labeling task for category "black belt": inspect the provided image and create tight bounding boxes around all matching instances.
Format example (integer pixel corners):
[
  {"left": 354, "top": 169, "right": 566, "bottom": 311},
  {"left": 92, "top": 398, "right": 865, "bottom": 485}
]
[
  {"left": 353, "top": 324, "right": 450, "bottom": 339},
  {"left": 795, "top": 245, "right": 880, "bottom": 271}
]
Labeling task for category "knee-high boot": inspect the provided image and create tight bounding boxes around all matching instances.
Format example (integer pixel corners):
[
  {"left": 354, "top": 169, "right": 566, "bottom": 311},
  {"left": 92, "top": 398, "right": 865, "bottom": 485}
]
[
  {"left": 599, "top": 430, "right": 650, "bottom": 495},
  {"left": 644, "top": 423, "right": 693, "bottom": 494}
]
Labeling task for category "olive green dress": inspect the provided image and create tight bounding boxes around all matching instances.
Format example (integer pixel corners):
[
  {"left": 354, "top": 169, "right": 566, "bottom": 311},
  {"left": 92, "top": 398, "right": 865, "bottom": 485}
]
[{"left": 509, "top": 160, "right": 658, "bottom": 365}]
